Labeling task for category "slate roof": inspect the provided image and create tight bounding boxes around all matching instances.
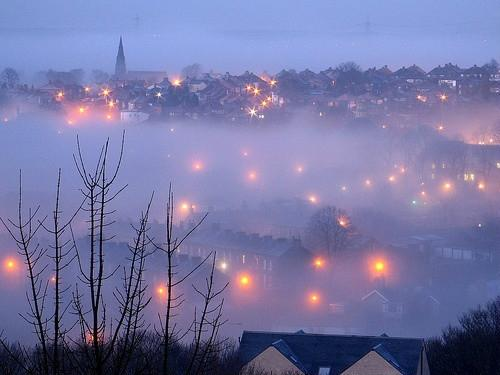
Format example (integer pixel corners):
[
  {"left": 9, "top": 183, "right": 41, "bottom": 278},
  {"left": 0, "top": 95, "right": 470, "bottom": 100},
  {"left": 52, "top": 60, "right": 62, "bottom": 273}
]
[
  {"left": 272, "top": 339, "right": 309, "bottom": 374},
  {"left": 239, "top": 330, "right": 424, "bottom": 375}
]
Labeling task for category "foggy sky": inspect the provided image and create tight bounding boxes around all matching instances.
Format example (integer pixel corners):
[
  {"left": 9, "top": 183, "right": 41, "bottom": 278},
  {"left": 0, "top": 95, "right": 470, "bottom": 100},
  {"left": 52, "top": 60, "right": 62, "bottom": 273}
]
[{"left": 1, "top": 0, "right": 499, "bottom": 76}]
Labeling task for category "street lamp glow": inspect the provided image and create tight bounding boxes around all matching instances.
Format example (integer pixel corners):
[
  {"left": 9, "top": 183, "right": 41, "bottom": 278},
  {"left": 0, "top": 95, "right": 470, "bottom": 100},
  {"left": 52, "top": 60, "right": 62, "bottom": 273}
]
[
  {"left": 374, "top": 261, "right": 385, "bottom": 272},
  {"left": 4, "top": 257, "right": 18, "bottom": 273},
  {"left": 247, "top": 170, "right": 257, "bottom": 181},
  {"left": 308, "top": 292, "right": 320, "bottom": 305},
  {"left": 443, "top": 182, "right": 452, "bottom": 191},
  {"left": 308, "top": 195, "right": 318, "bottom": 204},
  {"left": 192, "top": 161, "right": 204, "bottom": 171},
  {"left": 247, "top": 107, "right": 258, "bottom": 118},
  {"left": 238, "top": 274, "right": 251, "bottom": 288},
  {"left": 338, "top": 217, "right": 349, "bottom": 228},
  {"left": 313, "top": 257, "right": 325, "bottom": 269}
]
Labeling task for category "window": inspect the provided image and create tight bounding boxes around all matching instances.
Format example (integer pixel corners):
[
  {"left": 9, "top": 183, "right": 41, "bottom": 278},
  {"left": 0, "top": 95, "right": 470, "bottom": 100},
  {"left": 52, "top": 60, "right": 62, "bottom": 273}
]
[
  {"left": 318, "top": 367, "right": 330, "bottom": 375},
  {"left": 464, "top": 173, "right": 475, "bottom": 181}
]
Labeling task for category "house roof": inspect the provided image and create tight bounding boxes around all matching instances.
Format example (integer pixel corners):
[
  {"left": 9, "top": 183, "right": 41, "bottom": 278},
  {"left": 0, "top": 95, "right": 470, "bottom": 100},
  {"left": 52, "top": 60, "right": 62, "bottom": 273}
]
[
  {"left": 272, "top": 339, "right": 309, "bottom": 374},
  {"left": 372, "top": 344, "right": 405, "bottom": 374},
  {"left": 239, "top": 330, "right": 424, "bottom": 375}
]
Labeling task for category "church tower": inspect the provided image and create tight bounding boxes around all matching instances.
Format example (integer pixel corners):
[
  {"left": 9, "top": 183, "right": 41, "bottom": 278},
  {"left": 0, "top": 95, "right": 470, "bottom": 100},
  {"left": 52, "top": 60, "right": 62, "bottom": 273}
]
[{"left": 115, "top": 37, "right": 127, "bottom": 79}]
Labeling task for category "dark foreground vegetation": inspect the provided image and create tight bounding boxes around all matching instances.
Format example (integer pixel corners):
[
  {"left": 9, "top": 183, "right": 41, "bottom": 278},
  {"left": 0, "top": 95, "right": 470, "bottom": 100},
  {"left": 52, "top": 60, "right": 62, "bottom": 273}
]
[{"left": 427, "top": 297, "right": 500, "bottom": 375}]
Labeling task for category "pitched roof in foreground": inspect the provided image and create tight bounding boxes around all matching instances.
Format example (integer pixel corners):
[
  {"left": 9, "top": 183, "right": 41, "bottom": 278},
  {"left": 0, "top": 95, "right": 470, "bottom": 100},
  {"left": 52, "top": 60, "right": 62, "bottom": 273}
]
[{"left": 239, "top": 330, "right": 424, "bottom": 375}]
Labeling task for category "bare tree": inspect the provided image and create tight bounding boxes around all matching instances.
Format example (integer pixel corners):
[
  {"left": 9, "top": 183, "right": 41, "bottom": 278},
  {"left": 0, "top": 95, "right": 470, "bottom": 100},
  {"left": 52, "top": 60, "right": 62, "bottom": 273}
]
[
  {"left": 70, "top": 133, "right": 153, "bottom": 375},
  {"left": 186, "top": 254, "right": 228, "bottom": 375},
  {"left": 0, "top": 173, "right": 49, "bottom": 375},
  {"left": 153, "top": 186, "right": 211, "bottom": 375},
  {"left": 1, "top": 68, "right": 20, "bottom": 88},
  {"left": 305, "top": 206, "right": 353, "bottom": 257}
]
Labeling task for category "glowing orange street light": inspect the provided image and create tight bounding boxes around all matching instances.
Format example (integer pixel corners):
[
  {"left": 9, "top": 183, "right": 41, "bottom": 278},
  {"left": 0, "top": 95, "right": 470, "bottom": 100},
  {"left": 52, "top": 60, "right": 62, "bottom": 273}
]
[
  {"left": 338, "top": 217, "right": 348, "bottom": 228},
  {"left": 56, "top": 91, "right": 64, "bottom": 100},
  {"left": 388, "top": 175, "right": 396, "bottom": 183},
  {"left": 106, "top": 114, "right": 112, "bottom": 120},
  {"left": 4, "top": 257, "right": 18, "bottom": 273},
  {"left": 79, "top": 107, "right": 85, "bottom": 114},
  {"left": 374, "top": 261, "right": 385, "bottom": 273},
  {"left": 269, "top": 79, "right": 277, "bottom": 87},
  {"left": 478, "top": 182, "right": 485, "bottom": 190},
  {"left": 443, "top": 182, "right": 452, "bottom": 191},
  {"left": 253, "top": 87, "right": 261, "bottom": 96},
  {"left": 101, "top": 88, "right": 110, "bottom": 96},
  {"left": 308, "top": 292, "right": 320, "bottom": 305},
  {"left": 365, "top": 179, "right": 372, "bottom": 187},
  {"left": 84, "top": 86, "right": 91, "bottom": 93},
  {"left": 172, "top": 79, "right": 182, "bottom": 87},
  {"left": 180, "top": 202, "right": 190, "bottom": 211},
  {"left": 238, "top": 274, "right": 251, "bottom": 288},
  {"left": 296, "top": 165, "right": 304, "bottom": 173},
  {"left": 108, "top": 101, "right": 115, "bottom": 109},
  {"left": 439, "top": 93, "right": 448, "bottom": 102},
  {"left": 313, "top": 257, "right": 325, "bottom": 269}
]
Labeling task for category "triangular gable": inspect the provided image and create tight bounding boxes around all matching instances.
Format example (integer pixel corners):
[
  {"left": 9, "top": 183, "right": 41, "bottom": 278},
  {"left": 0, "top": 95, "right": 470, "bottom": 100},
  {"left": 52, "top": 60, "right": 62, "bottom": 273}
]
[
  {"left": 361, "top": 290, "right": 389, "bottom": 303},
  {"left": 340, "top": 349, "right": 403, "bottom": 375}
]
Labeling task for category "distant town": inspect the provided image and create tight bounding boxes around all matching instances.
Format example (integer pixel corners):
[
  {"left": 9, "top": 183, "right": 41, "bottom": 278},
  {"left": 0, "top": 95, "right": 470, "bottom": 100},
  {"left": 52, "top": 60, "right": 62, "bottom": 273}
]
[{"left": 1, "top": 37, "right": 500, "bottom": 130}]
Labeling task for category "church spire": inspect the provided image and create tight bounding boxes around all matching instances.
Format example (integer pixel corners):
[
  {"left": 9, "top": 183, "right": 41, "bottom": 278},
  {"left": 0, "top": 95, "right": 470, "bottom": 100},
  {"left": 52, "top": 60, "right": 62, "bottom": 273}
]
[{"left": 115, "top": 36, "right": 127, "bottom": 79}]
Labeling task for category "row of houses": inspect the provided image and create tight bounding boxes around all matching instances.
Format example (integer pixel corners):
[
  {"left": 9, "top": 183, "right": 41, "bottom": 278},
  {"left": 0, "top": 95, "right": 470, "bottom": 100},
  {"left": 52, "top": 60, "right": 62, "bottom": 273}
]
[{"left": 3, "top": 59, "right": 500, "bottom": 124}]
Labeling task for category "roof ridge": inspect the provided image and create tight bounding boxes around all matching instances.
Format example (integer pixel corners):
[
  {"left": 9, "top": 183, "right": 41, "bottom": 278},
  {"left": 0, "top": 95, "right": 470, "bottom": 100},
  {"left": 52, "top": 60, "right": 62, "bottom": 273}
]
[{"left": 242, "top": 330, "right": 424, "bottom": 341}]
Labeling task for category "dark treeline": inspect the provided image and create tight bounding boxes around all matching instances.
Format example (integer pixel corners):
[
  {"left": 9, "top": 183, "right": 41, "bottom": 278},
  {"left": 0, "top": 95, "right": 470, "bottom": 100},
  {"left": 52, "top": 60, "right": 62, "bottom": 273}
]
[
  {"left": 427, "top": 297, "right": 500, "bottom": 375},
  {"left": 0, "top": 335, "right": 242, "bottom": 375}
]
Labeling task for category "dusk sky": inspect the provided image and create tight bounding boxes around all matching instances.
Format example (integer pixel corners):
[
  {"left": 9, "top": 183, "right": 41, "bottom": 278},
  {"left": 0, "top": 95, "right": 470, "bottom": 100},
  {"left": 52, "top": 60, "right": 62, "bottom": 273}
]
[{"left": 1, "top": 0, "right": 499, "bottom": 76}]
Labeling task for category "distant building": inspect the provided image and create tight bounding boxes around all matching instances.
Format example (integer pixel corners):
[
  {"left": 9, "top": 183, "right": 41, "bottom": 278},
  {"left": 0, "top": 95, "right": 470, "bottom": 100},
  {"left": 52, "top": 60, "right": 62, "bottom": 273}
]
[
  {"left": 120, "top": 110, "right": 150, "bottom": 123},
  {"left": 239, "top": 330, "right": 430, "bottom": 375},
  {"left": 115, "top": 37, "right": 127, "bottom": 79},
  {"left": 114, "top": 37, "right": 167, "bottom": 83}
]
